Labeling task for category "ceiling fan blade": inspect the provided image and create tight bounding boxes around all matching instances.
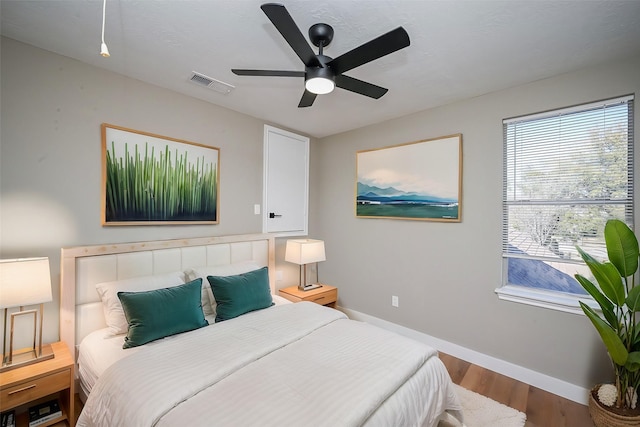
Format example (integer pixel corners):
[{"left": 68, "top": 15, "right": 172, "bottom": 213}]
[
  {"left": 335, "top": 75, "right": 388, "bottom": 99},
  {"left": 261, "top": 3, "right": 322, "bottom": 68},
  {"left": 232, "top": 69, "right": 305, "bottom": 77},
  {"left": 298, "top": 90, "right": 317, "bottom": 108},
  {"left": 327, "top": 27, "right": 410, "bottom": 74}
]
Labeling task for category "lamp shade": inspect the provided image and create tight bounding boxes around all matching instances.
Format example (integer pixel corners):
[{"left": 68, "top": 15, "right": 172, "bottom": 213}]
[
  {"left": 285, "top": 239, "right": 326, "bottom": 265},
  {"left": 0, "top": 257, "right": 52, "bottom": 309}
]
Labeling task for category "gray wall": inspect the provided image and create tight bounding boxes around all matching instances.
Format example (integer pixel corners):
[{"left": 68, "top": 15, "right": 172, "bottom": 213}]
[{"left": 312, "top": 55, "right": 640, "bottom": 390}]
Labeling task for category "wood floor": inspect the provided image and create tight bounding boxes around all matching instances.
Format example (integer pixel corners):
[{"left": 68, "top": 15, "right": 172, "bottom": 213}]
[
  {"left": 438, "top": 352, "right": 594, "bottom": 427},
  {"left": 71, "top": 352, "right": 594, "bottom": 426}
]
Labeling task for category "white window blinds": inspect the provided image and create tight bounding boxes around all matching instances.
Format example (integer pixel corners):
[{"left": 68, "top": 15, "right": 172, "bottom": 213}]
[{"left": 502, "top": 95, "right": 634, "bottom": 291}]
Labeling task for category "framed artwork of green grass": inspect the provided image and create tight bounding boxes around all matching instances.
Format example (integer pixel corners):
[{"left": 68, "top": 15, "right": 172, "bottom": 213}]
[
  {"left": 101, "top": 124, "right": 219, "bottom": 225},
  {"left": 356, "top": 134, "right": 462, "bottom": 222}
]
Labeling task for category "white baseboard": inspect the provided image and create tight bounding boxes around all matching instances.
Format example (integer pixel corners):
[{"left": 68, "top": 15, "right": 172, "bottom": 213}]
[{"left": 339, "top": 306, "right": 590, "bottom": 405}]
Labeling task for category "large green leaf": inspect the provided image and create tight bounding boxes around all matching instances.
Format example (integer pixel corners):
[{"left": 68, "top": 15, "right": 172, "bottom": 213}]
[
  {"left": 627, "top": 286, "right": 640, "bottom": 313},
  {"left": 625, "top": 351, "right": 640, "bottom": 372},
  {"left": 605, "top": 219, "right": 639, "bottom": 278},
  {"left": 578, "top": 247, "right": 626, "bottom": 306},
  {"left": 575, "top": 274, "right": 617, "bottom": 327},
  {"left": 580, "top": 301, "right": 628, "bottom": 366},
  {"left": 634, "top": 326, "right": 640, "bottom": 350}
]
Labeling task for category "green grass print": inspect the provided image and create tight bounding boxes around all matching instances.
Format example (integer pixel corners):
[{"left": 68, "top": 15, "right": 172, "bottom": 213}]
[{"left": 106, "top": 141, "right": 217, "bottom": 222}]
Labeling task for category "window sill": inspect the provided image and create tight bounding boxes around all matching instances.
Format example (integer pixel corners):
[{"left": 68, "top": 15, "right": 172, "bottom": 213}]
[{"left": 495, "top": 285, "right": 598, "bottom": 315}]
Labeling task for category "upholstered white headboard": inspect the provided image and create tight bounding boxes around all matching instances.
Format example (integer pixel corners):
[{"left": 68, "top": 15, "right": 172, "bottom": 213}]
[{"left": 60, "top": 233, "right": 275, "bottom": 360}]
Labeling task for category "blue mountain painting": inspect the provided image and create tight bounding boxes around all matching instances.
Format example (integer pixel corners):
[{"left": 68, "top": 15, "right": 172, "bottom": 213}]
[
  {"left": 356, "top": 182, "right": 459, "bottom": 219},
  {"left": 356, "top": 182, "right": 457, "bottom": 205}
]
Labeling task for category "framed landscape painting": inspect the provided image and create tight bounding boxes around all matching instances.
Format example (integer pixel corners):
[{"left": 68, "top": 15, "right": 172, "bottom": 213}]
[
  {"left": 356, "top": 134, "right": 462, "bottom": 222},
  {"left": 101, "top": 123, "right": 219, "bottom": 225}
]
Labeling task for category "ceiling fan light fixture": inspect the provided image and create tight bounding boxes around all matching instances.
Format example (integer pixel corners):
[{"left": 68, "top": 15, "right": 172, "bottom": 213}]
[
  {"left": 305, "top": 77, "right": 334, "bottom": 95},
  {"left": 305, "top": 67, "right": 335, "bottom": 94}
]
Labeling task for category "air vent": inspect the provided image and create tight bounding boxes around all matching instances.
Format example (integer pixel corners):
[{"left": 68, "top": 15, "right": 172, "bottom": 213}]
[{"left": 189, "top": 72, "right": 235, "bottom": 94}]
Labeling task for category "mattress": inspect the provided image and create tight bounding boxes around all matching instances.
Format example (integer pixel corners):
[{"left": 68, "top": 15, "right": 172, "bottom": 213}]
[{"left": 78, "top": 301, "right": 461, "bottom": 427}]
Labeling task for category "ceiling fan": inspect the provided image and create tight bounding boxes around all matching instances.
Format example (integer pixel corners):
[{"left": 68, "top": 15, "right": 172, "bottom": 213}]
[{"left": 231, "top": 3, "right": 410, "bottom": 108}]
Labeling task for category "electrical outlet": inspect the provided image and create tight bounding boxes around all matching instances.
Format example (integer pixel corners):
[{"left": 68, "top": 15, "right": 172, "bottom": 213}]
[{"left": 392, "top": 295, "right": 399, "bottom": 307}]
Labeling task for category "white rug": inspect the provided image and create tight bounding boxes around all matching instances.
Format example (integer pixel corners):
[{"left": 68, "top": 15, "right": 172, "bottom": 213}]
[{"left": 438, "top": 384, "right": 527, "bottom": 427}]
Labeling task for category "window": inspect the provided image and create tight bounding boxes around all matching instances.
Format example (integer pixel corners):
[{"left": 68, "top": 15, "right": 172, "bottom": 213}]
[{"left": 497, "top": 95, "right": 634, "bottom": 313}]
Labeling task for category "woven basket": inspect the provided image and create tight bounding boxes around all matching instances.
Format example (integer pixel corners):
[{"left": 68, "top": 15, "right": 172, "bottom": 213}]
[{"left": 589, "top": 385, "right": 640, "bottom": 427}]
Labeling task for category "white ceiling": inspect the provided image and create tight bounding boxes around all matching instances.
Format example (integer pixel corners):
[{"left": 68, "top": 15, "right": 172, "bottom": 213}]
[{"left": 2, "top": 0, "right": 640, "bottom": 138}]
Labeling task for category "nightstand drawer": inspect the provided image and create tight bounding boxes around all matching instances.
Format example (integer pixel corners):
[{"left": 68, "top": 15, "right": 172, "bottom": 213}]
[
  {"left": 304, "top": 288, "right": 337, "bottom": 305},
  {"left": 0, "top": 368, "right": 70, "bottom": 410},
  {"left": 279, "top": 284, "right": 338, "bottom": 308}
]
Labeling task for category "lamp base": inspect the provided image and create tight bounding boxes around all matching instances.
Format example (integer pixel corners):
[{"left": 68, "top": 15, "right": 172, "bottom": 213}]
[
  {"left": 298, "top": 283, "right": 323, "bottom": 292},
  {"left": 1, "top": 343, "right": 54, "bottom": 372}
]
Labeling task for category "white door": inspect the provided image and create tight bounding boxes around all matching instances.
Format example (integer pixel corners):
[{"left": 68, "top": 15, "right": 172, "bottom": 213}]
[{"left": 263, "top": 125, "right": 309, "bottom": 235}]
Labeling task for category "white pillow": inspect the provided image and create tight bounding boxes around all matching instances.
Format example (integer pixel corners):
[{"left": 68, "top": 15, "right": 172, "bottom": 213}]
[
  {"left": 185, "top": 262, "right": 263, "bottom": 316},
  {"left": 96, "top": 272, "right": 187, "bottom": 336}
]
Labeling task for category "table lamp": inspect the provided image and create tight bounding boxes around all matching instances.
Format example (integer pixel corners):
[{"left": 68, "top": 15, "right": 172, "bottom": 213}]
[
  {"left": 285, "top": 239, "right": 326, "bottom": 291},
  {"left": 0, "top": 257, "right": 54, "bottom": 372}
]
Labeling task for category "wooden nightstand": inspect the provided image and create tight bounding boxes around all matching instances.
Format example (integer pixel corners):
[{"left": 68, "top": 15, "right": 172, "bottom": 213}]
[
  {"left": 0, "top": 341, "right": 75, "bottom": 427},
  {"left": 279, "top": 284, "right": 338, "bottom": 308}
]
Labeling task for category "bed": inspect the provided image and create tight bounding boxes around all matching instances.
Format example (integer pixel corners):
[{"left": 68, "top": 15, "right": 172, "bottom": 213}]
[{"left": 60, "top": 233, "right": 462, "bottom": 427}]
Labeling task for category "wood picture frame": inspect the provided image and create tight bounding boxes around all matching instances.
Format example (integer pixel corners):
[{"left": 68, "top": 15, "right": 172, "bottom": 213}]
[
  {"left": 356, "top": 134, "right": 462, "bottom": 222},
  {"left": 101, "top": 123, "right": 220, "bottom": 225}
]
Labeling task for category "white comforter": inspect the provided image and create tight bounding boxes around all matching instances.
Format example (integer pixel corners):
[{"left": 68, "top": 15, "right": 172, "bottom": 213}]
[{"left": 77, "top": 302, "right": 461, "bottom": 427}]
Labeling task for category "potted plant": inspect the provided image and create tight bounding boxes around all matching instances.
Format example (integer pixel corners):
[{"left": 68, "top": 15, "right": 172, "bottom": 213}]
[{"left": 575, "top": 219, "right": 640, "bottom": 425}]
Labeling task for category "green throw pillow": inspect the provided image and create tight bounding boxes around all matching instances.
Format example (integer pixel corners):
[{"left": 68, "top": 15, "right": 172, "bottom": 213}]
[
  {"left": 118, "top": 279, "right": 208, "bottom": 349},
  {"left": 207, "top": 266, "right": 273, "bottom": 322}
]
